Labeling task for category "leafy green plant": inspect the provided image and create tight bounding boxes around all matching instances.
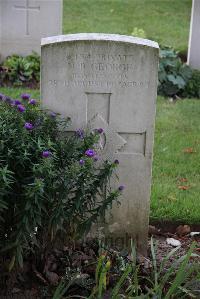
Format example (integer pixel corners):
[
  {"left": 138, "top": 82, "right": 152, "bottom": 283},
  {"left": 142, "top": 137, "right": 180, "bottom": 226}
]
[
  {"left": 0, "top": 52, "right": 40, "bottom": 87},
  {"left": 88, "top": 254, "right": 111, "bottom": 299},
  {"left": 52, "top": 277, "right": 77, "bottom": 299},
  {"left": 0, "top": 93, "right": 121, "bottom": 269},
  {"left": 158, "top": 47, "right": 193, "bottom": 97},
  {"left": 182, "top": 69, "right": 200, "bottom": 99}
]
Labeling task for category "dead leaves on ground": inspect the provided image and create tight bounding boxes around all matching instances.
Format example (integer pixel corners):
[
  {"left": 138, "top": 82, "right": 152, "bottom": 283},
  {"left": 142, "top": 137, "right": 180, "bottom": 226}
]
[
  {"left": 178, "top": 185, "right": 190, "bottom": 190},
  {"left": 176, "top": 225, "right": 191, "bottom": 237},
  {"left": 177, "top": 177, "right": 191, "bottom": 190},
  {"left": 183, "top": 147, "right": 196, "bottom": 154},
  {"left": 179, "top": 178, "right": 188, "bottom": 183}
]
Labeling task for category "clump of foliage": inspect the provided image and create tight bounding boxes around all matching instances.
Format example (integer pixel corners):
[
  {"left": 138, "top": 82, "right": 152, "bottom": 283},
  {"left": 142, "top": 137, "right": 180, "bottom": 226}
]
[
  {"left": 182, "top": 69, "right": 200, "bottom": 98},
  {"left": 158, "top": 47, "right": 193, "bottom": 97},
  {"left": 0, "top": 93, "right": 121, "bottom": 269},
  {"left": 158, "top": 47, "right": 200, "bottom": 98},
  {"left": 0, "top": 52, "right": 40, "bottom": 87},
  {"left": 54, "top": 240, "right": 200, "bottom": 299}
]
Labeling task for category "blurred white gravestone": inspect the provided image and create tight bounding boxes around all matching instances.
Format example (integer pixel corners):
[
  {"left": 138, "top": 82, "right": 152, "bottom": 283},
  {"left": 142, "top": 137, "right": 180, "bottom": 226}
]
[
  {"left": 0, "top": 0, "right": 62, "bottom": 60},
  {"left": 187, "top": 0, "right": 200, "bottom": 70},
  {"left": 41, "top": 34, "right": 159, "bottom": 254}
]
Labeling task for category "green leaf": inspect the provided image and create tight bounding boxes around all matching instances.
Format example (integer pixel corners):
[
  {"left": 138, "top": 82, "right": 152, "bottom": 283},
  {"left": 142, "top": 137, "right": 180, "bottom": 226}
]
[
  {"left": 176, "top": 75, "right": 186, "bottom": 88},
  {"left": 111, "top": 265, "right": 132, "bottom": 298},
  {"left": 165, "top": 242, "right": 196, "bottom": 299}
]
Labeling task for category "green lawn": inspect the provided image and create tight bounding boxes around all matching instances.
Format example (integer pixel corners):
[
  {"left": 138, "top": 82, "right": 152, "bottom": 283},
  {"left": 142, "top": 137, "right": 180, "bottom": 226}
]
[
  {"left": 0, "top": 88, "right": 199, "bottom": 224},
  {"left": 63, "top": 0, "right": 192, "bottom": 52},
  {"left": 151, "top": 97, "right": 200, "bottom": 224}
]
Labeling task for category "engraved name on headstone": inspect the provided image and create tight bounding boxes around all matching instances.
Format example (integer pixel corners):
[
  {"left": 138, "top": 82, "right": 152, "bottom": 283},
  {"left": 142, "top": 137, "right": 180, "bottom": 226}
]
[{"left": 41, "top": 33, "right": 159, "bottom": 254}]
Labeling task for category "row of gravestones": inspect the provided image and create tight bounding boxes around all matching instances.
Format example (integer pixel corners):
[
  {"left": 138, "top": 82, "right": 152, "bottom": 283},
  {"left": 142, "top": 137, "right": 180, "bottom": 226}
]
[{"left": 0, "top": 0, "right": 199, "bottom": 69}]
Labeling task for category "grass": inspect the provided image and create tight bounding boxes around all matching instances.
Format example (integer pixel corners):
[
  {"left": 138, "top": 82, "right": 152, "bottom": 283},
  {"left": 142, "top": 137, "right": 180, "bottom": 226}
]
[
  {"left": 0, "top": 88, "right": 39, "bottom": 99},
  {"left": 151, "top": 97, "right": 200, "bottom": 224},
  {"left": 0, "top": 87, "right": 199, "bottom": 224},
  {"left": 63, "top": 0, "right": 192, "bottom": 52}
]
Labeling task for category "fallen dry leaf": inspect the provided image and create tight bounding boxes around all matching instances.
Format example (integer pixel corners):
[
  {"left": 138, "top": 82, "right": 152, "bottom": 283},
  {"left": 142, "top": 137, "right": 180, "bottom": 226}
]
[
  {"left": 178, "top": 185, "right": 190, "bottom": 190},
  {"left": 179, "top": 178, "right": 188, "bottom": 182},
  {"left": 45, "top": 271, "right": 59, "bottom": 286},
  {"left": 176, "top": 225, "right": 191, "bottom": 237},
  {"left": 183, "top": 147, "right": 196, "bottom": 153}
]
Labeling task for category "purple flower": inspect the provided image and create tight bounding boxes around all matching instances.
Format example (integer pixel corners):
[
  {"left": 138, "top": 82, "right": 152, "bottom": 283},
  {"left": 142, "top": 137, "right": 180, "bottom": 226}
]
[
  {"left": 5, "top": 96, "right": 12, "bottom": 104},
  {"left": 17, "top": 104, "right": 26, "bottom": 113},
  {"left": 14, "top": 99, "right": 21, "bottom": 105},
  {"left": 85, "top": 149, "right": 96, "bottom": 157},
  {"left": 21, "top": 93, "right": 31, "bottom": 100},
  {"left": 97, "top": 128, "right": 104, "bottom": 134},
  {"left": 75, "top": 128, "right": 84, "bottom": 139},
  {"left": 0, "top": 94, "right": 4, "bottom": 100},
  {"left": 50, "top": 112, "right": 56, "bottom": 118},
  {"left": 79, "top": 159, "right": 85, "bottom": 165},
  {"left": 24, "top": 122, "right": 33, "bottom": 130},
  {"left": 42, "top": 150, "right": 51, "bottom": 158},
  {"left": 29, "top": 99, "right": 37, "bottom": 105},
  {"left": 10, "top": 100, "right": 15, "bottom": 106},
  {"left": 114, "top": 159, "right": 119, "bottom": 165},
  {"left": 118, "top": 185, "right": 125, "bottom": 191}
]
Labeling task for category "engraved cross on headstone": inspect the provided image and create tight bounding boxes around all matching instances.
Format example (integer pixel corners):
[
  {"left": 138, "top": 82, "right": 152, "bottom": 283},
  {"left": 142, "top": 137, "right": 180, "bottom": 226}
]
[
  {"left": 14, "top": 0, "right": 40, "bottom": 35},
  {"left": 86, "top": 92, "right": 146, "bottom": 160}
]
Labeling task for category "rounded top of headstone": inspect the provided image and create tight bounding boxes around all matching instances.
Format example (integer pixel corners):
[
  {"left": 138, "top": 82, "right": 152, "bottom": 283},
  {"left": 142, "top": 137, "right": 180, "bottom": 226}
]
[{"left": 41, "top": 33, "right": 159, "bottom": 49}]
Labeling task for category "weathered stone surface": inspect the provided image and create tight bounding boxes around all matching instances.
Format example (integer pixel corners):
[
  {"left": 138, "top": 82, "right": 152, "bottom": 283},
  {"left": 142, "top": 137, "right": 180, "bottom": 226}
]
[
  {"left": 187, "top": 0, "right": 200, "bottom": 70},
  {"left": 41, "top": 33, "right": 159, "bottom": 254},
  {"left": 0, "top": 0, "right": 62, "bottom": 60}
]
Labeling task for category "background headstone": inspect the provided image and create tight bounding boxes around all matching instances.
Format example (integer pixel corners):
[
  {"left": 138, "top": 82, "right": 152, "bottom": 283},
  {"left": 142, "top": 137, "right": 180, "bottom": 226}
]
[
  {"left": 187, "top": 0, "right": 200, "bottom": 70},
  {"left": 0, "top": 0, "right": 62, "bottom": 60},
  {"left": 41, "top": 34, "right": 159, "bottom": 254}
]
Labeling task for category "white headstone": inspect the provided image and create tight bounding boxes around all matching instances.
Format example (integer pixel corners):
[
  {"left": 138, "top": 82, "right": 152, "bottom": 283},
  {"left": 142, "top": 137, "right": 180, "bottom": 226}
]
[
  {"left": 41, "top": 34, "right": 159, "bottom": 254},
  {"left": 187, "top": 0, "right": 200, "bottom": 70},
  {"left": 0, "top": 0, "right": 62, "bottom": 60}
]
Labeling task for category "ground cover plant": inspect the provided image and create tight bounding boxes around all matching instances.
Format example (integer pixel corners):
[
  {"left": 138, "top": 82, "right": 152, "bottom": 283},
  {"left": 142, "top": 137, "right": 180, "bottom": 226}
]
[
  {"left": 158, "top": 47, "right": 200, "bottom": 98},
  {"left": 0, "top": 91, "right": 124, "bottom": 272},
  {"left": 0, "top": 52, "right": 40, "bottom": 88}
]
